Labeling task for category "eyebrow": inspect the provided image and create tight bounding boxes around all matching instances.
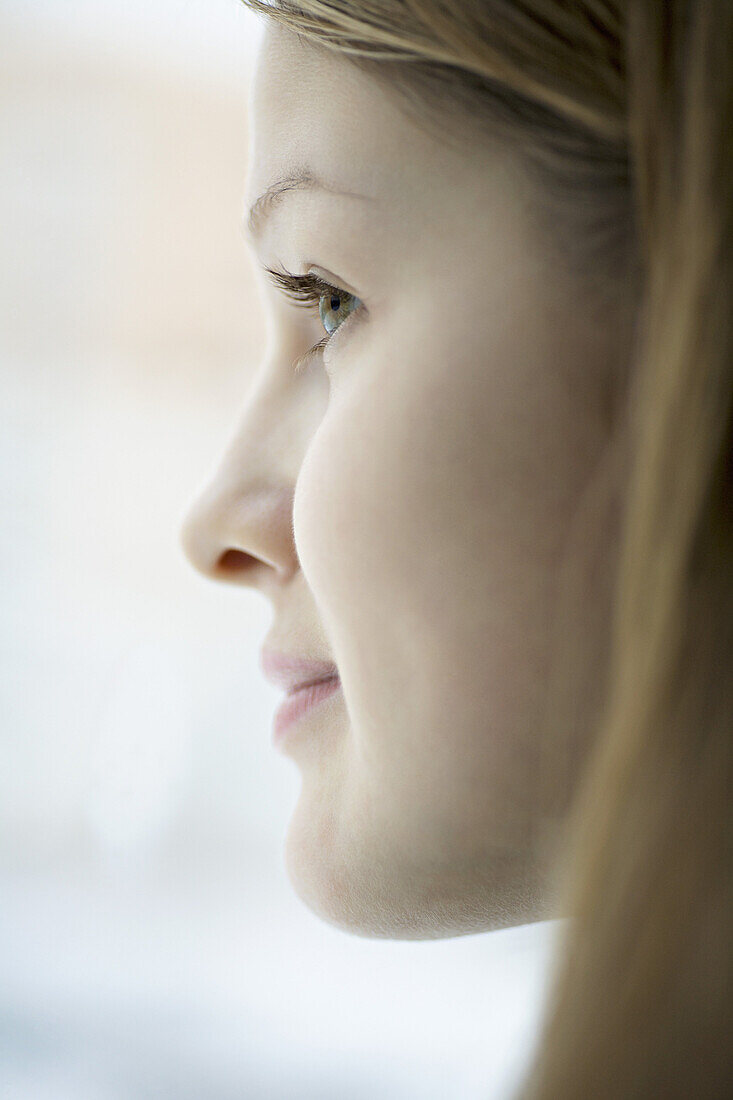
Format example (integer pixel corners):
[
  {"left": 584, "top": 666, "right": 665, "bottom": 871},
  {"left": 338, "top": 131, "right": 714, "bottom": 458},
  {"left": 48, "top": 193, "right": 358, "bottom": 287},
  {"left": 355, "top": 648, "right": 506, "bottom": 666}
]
[{"left": 243, "top": 168, "right": 373, "bottom": 244}]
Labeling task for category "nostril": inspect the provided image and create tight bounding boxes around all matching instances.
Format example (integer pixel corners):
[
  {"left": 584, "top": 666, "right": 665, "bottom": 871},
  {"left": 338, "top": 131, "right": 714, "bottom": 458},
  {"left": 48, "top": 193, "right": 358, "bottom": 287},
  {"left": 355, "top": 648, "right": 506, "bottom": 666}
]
[{"left": 216, "top": 548, "right": 257, "bottom": 575}]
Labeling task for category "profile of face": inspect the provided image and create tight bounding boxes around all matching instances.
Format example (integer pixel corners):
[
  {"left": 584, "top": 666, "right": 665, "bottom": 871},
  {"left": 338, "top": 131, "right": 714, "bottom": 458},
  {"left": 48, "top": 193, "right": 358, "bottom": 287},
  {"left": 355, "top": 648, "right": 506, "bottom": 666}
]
[{"left": 181, "top": 25, "right": 633, "bottom": 939}]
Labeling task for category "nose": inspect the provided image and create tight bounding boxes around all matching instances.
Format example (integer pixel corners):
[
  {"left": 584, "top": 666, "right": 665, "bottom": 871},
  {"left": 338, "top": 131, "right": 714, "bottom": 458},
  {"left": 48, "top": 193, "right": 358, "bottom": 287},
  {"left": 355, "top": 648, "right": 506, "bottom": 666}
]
[
  {"left": 179, "top": 373, "right": 308, "bottom": 589},
  {"left": 180, "top": 479, "right": 298, "bottom": 587}
]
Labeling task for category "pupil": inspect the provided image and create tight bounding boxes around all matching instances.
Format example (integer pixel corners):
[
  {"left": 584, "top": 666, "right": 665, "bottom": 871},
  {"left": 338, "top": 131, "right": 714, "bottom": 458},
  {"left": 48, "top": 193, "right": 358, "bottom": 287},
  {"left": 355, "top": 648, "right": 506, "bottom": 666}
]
[{"left": 330, "top": 295, "right": 340, "bottom": 312}]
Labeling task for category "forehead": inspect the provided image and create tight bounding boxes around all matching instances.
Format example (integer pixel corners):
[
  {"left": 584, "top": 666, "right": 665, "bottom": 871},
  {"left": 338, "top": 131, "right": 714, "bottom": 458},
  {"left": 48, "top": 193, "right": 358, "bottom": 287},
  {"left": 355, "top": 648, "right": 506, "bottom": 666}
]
[
  {"left": 244, "top": 24, "right": 536, "bottom": 273},
  {"left": 246, "top": 25, "right": 457, "bottom": 209}
]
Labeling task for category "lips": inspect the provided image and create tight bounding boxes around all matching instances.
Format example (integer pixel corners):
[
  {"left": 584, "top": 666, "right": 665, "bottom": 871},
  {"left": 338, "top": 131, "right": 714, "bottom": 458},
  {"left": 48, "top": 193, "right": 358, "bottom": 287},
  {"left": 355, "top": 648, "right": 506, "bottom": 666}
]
[
  {"left": 271, "top": 674, "right": 342, "bottom": 747},
  {"left": 260, "top": 647, "right": 339, "bottom": 694}
]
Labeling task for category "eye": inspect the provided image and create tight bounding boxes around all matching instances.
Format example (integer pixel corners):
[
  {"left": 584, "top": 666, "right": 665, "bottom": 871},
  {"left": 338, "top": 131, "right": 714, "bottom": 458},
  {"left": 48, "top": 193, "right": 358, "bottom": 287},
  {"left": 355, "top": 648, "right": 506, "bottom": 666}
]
[{"left": 263, "top": 264, "right": 362, "bottom": 373}]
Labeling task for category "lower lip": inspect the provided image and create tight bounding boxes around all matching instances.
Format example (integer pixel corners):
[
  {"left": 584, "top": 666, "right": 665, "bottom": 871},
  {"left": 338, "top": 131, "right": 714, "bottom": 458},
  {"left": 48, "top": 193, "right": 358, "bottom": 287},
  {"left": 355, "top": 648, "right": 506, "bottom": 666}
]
[{"left": 272, "top": 676, "right": 341, "bottom": 748}]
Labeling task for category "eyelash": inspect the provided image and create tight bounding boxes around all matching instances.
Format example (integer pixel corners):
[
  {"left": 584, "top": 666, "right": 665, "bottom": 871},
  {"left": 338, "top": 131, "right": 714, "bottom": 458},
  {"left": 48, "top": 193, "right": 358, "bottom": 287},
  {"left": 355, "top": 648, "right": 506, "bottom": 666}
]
[{"left": 263, "top": 265, "right": 358, "bottom": 374}]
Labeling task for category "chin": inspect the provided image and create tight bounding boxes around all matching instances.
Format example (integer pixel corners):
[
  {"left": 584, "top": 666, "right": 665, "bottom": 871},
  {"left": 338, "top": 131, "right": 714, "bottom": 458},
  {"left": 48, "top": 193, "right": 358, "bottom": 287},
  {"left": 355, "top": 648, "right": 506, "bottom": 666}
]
[{"left": 283, "top": 801, "right": 550, "bottom": 940}]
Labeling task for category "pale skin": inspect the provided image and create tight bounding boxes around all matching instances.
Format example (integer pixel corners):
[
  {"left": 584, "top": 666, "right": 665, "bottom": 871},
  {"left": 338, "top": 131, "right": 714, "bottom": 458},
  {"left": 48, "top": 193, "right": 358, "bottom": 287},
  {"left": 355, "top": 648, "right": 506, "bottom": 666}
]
[{"left": 181, "top": 25, "right": 634, "bottom": 939}]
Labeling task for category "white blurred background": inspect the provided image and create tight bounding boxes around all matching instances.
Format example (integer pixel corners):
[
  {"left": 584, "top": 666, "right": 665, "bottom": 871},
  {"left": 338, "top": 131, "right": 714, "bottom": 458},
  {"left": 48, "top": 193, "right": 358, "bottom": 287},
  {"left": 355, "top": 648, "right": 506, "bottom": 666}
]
[{"left": 0, "top": 2, "right": 555, "bottom": 1096}]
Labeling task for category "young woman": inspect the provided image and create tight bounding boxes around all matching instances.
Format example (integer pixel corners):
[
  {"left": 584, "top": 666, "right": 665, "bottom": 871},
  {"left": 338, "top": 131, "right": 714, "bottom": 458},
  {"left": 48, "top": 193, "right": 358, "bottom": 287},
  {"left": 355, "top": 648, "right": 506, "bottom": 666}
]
[{"left": 180, "top": 3, "right": 732, "bottom": 1095}]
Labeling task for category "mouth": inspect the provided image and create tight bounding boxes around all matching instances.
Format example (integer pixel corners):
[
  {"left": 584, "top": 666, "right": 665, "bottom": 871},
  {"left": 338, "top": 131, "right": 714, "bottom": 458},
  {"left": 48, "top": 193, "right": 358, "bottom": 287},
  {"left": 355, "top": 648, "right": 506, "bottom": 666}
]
[
  {"left": 287, "top": 671, "right": 339, "bottom": 694},
  {"left": 260, "top": 647, "right": 339, "bottom": 694},
  {"left": 272, "top": 673, "right": 342, "bottom": 748}
]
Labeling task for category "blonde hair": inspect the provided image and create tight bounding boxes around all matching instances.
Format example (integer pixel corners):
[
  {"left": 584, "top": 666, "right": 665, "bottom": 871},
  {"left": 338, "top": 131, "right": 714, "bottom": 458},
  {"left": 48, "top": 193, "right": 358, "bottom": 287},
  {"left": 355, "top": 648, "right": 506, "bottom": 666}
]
[{"left": 241, "top": 2, "right": 733, "bottom": 1095}]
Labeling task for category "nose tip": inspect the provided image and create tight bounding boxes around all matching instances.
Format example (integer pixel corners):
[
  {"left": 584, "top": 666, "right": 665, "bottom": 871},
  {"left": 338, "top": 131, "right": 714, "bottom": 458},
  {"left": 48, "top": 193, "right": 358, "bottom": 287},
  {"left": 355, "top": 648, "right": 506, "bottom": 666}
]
[
  {"left": 179, "top": 497, "right": 222, "bottom": 579},
  {"left": 179, "top": 484, "right": 298, "bottom": 587}
]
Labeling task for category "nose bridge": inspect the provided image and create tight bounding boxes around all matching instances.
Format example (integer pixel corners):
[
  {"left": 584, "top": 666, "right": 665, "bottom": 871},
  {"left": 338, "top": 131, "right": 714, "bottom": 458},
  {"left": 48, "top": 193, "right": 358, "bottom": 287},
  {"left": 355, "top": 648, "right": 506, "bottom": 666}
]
[{"left": 180, "top": 364, "right": 316, "bottom": 585}]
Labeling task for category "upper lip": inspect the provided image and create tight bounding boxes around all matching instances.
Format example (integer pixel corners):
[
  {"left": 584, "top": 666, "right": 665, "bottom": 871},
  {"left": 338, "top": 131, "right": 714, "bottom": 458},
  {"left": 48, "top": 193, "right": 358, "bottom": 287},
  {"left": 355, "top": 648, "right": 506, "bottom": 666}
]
[{"left": 260, "top": 647, "right": 339, "bottom": 694}]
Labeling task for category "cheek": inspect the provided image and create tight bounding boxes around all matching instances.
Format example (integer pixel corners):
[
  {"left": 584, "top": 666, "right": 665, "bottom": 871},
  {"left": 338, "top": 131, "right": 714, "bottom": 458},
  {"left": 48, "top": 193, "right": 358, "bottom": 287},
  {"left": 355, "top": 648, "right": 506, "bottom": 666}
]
[
  {"left": 292, "top": 355, "right": 439, "bottom": 691},
  {"left": 292, "top": 311, "right": 612, "bottom": 841},
  {"left": 294, "top": 313, "right": 579, "bottom": 647}
]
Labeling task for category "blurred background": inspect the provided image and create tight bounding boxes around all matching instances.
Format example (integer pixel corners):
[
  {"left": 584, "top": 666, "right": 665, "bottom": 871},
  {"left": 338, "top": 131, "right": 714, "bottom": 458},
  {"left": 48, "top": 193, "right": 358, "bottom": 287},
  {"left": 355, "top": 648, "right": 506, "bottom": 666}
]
[{"left": 0, "top": 2, "right": 555, "bottom": 1096}]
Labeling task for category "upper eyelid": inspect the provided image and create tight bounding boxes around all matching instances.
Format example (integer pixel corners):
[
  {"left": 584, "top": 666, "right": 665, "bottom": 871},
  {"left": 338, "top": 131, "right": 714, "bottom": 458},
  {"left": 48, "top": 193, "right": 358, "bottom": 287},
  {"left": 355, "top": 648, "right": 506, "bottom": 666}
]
[{"left": 262, "top": 266, "right": 349, "bottom": 305}]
